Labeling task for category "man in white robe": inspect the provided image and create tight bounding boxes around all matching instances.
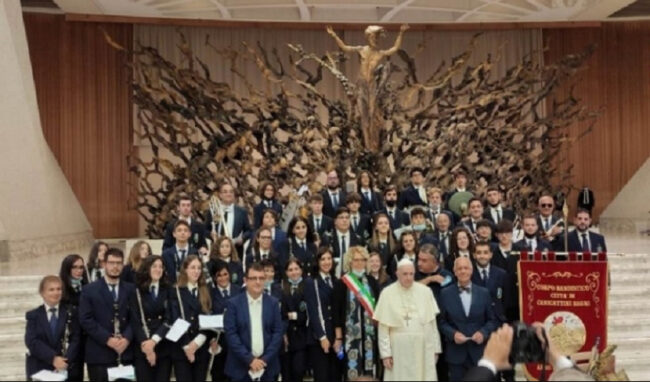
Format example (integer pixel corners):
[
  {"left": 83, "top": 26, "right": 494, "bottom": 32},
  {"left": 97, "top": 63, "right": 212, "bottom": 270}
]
[{"left": 374, "top": 258, "right": 442, "bottom": 381}]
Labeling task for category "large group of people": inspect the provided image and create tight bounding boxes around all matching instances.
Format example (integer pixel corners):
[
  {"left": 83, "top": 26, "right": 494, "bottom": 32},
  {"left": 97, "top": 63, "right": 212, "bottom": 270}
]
[{"left": 25, "top": 168, "right": 607, "bottom": 381}]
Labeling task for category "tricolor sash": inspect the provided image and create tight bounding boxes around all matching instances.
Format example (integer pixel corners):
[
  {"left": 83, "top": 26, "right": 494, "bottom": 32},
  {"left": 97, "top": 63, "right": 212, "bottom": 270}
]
[{"left": 341, "top": 273, "right": 376, "bottom": 318}]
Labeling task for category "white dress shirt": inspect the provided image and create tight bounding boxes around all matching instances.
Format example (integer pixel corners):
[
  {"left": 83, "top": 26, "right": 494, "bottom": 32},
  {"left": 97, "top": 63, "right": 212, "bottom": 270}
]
[
  {"left": 248, "top": 293, "right": 265, "bottom": 357},
  {"left": 221, "top": 204, "right": 236, "bottom": 238}
]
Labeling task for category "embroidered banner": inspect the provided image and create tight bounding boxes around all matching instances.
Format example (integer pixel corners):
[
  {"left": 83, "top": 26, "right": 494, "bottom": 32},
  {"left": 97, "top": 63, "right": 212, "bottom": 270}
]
[{"left": 518, "top": 255, "right": 608, "bottom": 380}]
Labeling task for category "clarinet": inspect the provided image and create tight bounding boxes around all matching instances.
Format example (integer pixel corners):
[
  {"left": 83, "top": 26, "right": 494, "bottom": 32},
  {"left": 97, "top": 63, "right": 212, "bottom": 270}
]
[
  {"left": 113, "top": 303, "right": 122, "bottom": 366},
  {"left": 61, "top": 309, "right": 71, "bottom": 357},
  {"left": 201, "top": 253, "right": 215, "bottom": 289}
]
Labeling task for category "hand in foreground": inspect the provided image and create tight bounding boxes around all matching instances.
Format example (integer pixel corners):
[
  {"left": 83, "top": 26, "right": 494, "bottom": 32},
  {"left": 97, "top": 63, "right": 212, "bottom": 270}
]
[
  {"left": 250, "top": 358, "right": 267, "bottom": 372},
  {"left": 382, "top": 357, "right": 394, "bottom": 370},
  {"left": 483, "top": 324, "right": 514, "bottom": 371}
]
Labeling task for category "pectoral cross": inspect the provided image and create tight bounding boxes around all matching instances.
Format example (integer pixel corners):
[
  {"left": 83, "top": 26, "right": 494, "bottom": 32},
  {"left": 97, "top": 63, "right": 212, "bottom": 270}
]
[{"left": 403, "top": 311, "right": 412, "bottom": 327}]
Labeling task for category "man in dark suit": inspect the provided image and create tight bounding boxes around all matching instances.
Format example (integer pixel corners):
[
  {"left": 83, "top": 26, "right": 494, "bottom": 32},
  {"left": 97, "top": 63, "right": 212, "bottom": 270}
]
[
  {"left": 434, "top": 212, "right": 454, "bottom": 261},
  {"left": 321, "top": 170, "right": 347, "bottom": 219},
  {"left": 224, "top": 263, "right": 284, "bottom": 382},
  {"left": 483, "top": 186, "right": 516, "bottom": 226},
  {"left": 379, "top": 185, "right": 410, "bottom": 231},
  {"left": 398, "top": 167, "right": 428, "bottom": 209},
  {"left": 79, "top": 248, "right": 135, "bottom": 382},
  {"left": 443, "top": 169, "right": 472, "bottom": 210},
  {"left": 162, "top": 194, "right": 208, "bottom": 252},
  {"left": 427, "top": 187, "right": 455, "bottom": 227},
  {"left": 162, "top": 220, "right": 198, "bottom": 284},
  {"left": 513, "top": 215, "right": 552, "bottom": 253},
  {"left": 204, "top": 182, "right": 253, "bottom": 247},
  {"left": 321, "top": 207, "right": 363, "bottom": 277},
  {"left": 536, "top": 194, "right": 565, "bottom": 251},
  {"left": 346, "top": 192, "right": 372, "bottom": 241},
  {"left": 25, "top": 276, "right": 81, "bottom": 379},
  {"left": 461, "top": 197, "right": 485, "bottom": 235},
  {"left": 471, "top": 242, "right": 509, "bottom": 324},
  {"left": 416, "top": 244, "right": 453, "bottom": 382},
  {"left": 567, "top": 208, "right": 607, "bottom": 253},
  {"left": 438, "top": 256, "right": 499, "bottom": 381},
  {"left": 308, "top": 194, "right": 334, "bottom": 239},
  {"left": 491, "top": 220, "right": 520, "bottom": 324}
]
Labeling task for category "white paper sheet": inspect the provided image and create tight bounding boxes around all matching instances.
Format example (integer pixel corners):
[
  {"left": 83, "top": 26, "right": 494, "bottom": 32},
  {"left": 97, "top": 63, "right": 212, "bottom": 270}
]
[
  {"left": 107, "top": 365, "right": 135, "bottom": 381},
  {"left": 165, "top": 318, "right": 191, "bottom": 342},
  {"left": 31, "top": 370, "right": 67, "bottom": 382},
  {"left": 249, "top": 367, "right": 265, "bottom": 380},
  {"left": 199, "top": 314, "right": 224, "bottom": 330}
]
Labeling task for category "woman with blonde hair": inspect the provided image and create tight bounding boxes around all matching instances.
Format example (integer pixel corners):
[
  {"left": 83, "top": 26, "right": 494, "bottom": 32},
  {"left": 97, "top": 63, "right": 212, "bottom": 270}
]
[
  {"left": 122, "top": 240, "right": 152, "bottom": 283},
  {"left": 332, "top": 246, "right": 381, "bottom": 380}
]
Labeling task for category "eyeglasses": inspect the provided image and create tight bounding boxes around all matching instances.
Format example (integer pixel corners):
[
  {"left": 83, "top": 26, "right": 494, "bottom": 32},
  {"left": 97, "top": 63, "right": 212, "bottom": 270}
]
[{"left": 540, "top": 204, "right": 553, "bottom": 208}]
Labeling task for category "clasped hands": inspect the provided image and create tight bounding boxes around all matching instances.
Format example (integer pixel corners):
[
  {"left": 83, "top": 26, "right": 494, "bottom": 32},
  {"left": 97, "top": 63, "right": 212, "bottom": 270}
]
[
  {"left": 107, "top": 335, "right": 129, "bottom": 355},
  {"left": 454, "top": 331, "right": 484, "bottom": 345},
  {"left": 250, "top": 358, "right": 267, "bottom": 373}
]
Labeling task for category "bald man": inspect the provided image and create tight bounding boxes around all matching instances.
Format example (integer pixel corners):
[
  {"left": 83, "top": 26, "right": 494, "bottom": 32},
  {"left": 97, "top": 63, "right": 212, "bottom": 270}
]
[{"left": 438, "top": 257, "right": 498, "bottom": 381}]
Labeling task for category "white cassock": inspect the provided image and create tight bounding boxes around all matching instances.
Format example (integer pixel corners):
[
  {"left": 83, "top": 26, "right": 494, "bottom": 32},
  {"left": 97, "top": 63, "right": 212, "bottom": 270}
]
[{"left": 374, "top": 282, "right": 441, "bottom": 381}]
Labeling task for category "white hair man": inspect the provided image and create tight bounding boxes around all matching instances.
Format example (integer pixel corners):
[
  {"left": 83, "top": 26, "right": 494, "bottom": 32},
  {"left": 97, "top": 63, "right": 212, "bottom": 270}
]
[{"left": 374, "top": 258, "right": 442, "bottom": 381}]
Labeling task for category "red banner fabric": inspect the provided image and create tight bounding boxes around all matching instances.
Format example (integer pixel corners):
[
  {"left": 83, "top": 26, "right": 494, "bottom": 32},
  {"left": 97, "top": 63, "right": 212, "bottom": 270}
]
[{"left": 518, "top": 258, "right": 608, "bottom": 380}]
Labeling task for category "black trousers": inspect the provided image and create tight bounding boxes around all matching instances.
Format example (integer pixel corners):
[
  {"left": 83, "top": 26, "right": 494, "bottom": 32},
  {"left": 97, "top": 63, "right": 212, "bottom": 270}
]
[
  {"left": 173, "top": 349, "right": 210, "bottom": 382},
  {"left": 309, "top": 344, "right": 340, "bottom": 382},
  {"left": 68, "top": 336, "right": 85, "bottom": 381},
  {"left": 281, "top": 348, "right": 307, "bottom": 382},
  {"left": 134, "top": 355, "right": 172, "bottom": 382},
  {"left": 210, "top": 349, "right": 229, "bottom": 382}
]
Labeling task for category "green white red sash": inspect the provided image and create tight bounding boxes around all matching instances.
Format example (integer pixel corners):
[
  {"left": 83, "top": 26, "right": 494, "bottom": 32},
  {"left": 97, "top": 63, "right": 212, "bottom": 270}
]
[{"left": 341, "top": 273, "right": 376, "bottom": 318}]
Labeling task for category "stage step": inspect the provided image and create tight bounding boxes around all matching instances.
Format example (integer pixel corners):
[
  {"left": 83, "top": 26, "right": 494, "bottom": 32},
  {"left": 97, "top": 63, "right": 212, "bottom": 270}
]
[{"left": 0, "top": 250, "right": 649, "bottom": 381}]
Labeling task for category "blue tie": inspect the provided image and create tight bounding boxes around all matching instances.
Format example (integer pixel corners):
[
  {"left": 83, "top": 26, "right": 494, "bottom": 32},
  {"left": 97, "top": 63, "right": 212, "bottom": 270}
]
[
  {"left": 110, "top": 284, "right": 117, "bottom": 302},
  {"left": 49, "top": 308, "right": 58, "bottom": 338},
  {"left": 150, "top": 285, "right": 157, "bottom": 299}
]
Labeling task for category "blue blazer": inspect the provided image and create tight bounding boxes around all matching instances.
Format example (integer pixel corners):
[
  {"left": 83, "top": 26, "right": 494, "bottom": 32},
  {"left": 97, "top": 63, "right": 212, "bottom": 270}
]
[
  {"left": 169, "top": 286, "right": 214, "bottom": 361},
  {"left": 379, "top": 208, "right": 410, "bottom": 231},
  {"left": 128, "top": 286, "right": 173, "bottom": 359},
  {"left": 321, "top": 189, "right": 347, "bottom": 219},
  {"left": 303, "top": 274, "right": 336, "bottom": 343},
  {"left": 204, "top": 205, "right": 253, "bottom": 242},
  {"left": 280, "top": 280, "right": 310, "bottom": 351},
  {"left": 398, "top": 184, "right": 427, "bottom": 209},
  {"left": 212, "top": 284, "right": 243, "bottom": 315},
  {"left": 513, "top": 237, "right": 552, "bottom": 252},
  {"left": 360, "top": 190, "right": 384, "bottom": 216},
  {"left": 162, "top": 219, "right": 208, "bottom": 251},
  {"left": 253, "top": 200, "right": 283, "bottom": 230},
  {"left": 161, "top": 246, "right": 198, "bottom": 284},
  {"left": 307, "top": 214, "right": 334, "bottom": 239},
  {"left": 350, "top": 213, "right": 372, "bottom": 241},
  {"left": 567, "top": 230, "right": 607, "bottom": 253},
  {"left": 79, "top": 279, "right": 135, "bottom": 365},
  {"left": 471, "top": 266, "right": 508, "bottom": 323},
  {"left": 438, "top": 283, "right": 498, "bottom": 365},
  {"left": 224, "top": 292, "right": 284, "bottom": 381},
  {"left": 25, "top": 305, "right": 80, "bottom": 378},
  {"left": 279, "top": 238, "right": 318, "bottom": 277}
]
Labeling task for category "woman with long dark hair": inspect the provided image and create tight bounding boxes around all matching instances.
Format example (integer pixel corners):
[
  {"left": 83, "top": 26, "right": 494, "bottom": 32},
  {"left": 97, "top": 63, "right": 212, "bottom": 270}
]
[
  {"left": 280, "top": 258, "right": 310, "bottom": 382},
  {"left": 58, "top": 254, "right": 88, "bottom": 380},
  {"left": 171, "top": 255, "right": 213, "bottom": 382},
  {"left": 253, "top": 182, "right": 284, "bottom": 229},
  {"left": 284, "top": 216, "right": 318, "bottom": 277},
  {"left": 444, "top": 226, "right": 476, "bottom": 270},
  {"left": 387, "top": 230, "right": 419, "bottom": 278},
  {"left": 87, "top": 241, "right": 108, "bottom": 282},
  {"left": 357, "top": 170, "right": 384, "bottom": 215},
  {"left": 128, "top": 255, "right": 173, "bottom": 381},
  {"left": 304, "top": 247, "right": 340, "bottom": 382}
]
